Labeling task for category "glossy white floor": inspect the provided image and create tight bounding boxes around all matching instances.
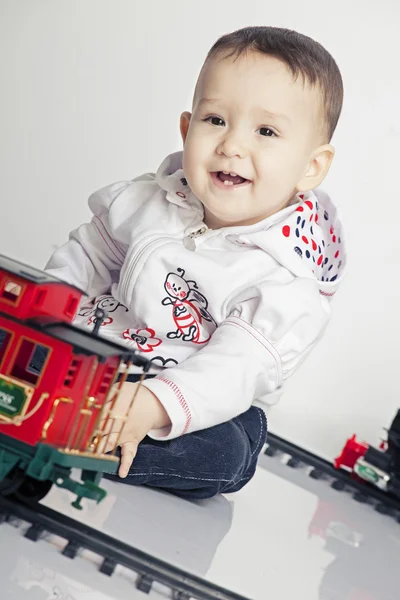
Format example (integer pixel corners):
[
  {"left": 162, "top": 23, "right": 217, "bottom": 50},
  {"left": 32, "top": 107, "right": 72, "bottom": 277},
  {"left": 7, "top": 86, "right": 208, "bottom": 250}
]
[{"left": 2, "top": 449, "right": 399, "bottom": 600}]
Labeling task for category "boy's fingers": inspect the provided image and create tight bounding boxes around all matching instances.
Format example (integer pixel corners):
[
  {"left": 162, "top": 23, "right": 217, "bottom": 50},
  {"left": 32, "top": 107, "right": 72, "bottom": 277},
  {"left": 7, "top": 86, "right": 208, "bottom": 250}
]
[
  {"left": 98, "top": 431, "right": 119, "bottom": 454},
  {"left": 99, "top": 416, "right": 110, "bottom": 434},
  {"left": 98, "top": 404, "right": 112, "bottom": 431},
  {"left": 99, "top": 398, "right": 124, "bottom": 431},
  {"left": 104, "top": 432, "right": 120, "bottom": 454},
  {"left": 118, "top": 441, "right": 139, "bottom": 477}
]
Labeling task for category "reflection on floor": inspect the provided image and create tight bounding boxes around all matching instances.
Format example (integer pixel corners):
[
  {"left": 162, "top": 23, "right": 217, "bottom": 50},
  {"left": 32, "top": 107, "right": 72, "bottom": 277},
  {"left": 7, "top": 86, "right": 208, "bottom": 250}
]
[
  {"left": 1, "top": 449, "right": 400, "bottom": 600},
  {"left": 257, "top": 453, "right": 400, "bottom": 600}
]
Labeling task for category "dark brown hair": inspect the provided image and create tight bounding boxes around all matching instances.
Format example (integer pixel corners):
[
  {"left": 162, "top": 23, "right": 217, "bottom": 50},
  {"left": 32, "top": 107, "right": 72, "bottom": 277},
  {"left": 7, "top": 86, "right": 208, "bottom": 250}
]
[{"left": 206, "top": 26, "right": 344, "bottom": 141}]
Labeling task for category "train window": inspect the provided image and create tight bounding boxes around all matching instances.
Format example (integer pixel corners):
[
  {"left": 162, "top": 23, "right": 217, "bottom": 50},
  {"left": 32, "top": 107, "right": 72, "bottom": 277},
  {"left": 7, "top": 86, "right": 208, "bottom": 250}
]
[
  {"left": 94, "top": 363, "right": 116, "bottom": 396},
  {"left": 0, "top": 328, "right": 12, "bottom": 366},
  {"left": 1, "top": 280, "right": 22, "bottom": 303},
  {"left": 10, "top": 339, "right": 50, "bottom": 386},
  {"left": 65, "top": 296, "right": 79, "bottom": 318},
  {"left": 34, "top": 289, "right": 47, "bottom": 306},
  {"left": 63, "top": 357, "right": 82, "bottom": 387}
]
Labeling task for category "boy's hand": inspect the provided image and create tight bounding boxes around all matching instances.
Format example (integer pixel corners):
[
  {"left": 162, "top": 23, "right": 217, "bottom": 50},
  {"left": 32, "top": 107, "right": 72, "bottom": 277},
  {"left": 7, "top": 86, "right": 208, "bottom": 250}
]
[{"left": 99, "top": 382, "right": 170, "bottom": 478}]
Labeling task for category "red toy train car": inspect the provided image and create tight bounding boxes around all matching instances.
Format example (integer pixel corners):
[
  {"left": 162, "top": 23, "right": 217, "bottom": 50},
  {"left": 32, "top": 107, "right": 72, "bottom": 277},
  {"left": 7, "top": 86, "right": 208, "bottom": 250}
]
[
  {"left": 334, "top": 410, "right": 400, "bottom": 499},
  {"left": 0, "top": 254, "right": 153, "bottom": 508}
]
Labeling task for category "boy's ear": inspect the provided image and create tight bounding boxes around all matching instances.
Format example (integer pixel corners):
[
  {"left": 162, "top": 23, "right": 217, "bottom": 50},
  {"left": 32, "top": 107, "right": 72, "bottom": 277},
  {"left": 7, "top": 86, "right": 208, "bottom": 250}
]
[
  {"left": 296, "top": 144, "right": 335, "bottom": 192},
  {"left": 180, "top": 111, "right": 192, "bottom": 143}
]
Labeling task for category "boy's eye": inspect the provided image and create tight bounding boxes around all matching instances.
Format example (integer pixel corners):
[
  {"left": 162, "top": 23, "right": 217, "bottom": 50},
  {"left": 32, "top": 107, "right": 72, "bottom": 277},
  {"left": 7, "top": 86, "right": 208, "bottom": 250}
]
[
  {"left": 258, "top": 127, "right": 276, "bottom": 137},
  {"left": 205, "top": 116, "right": 225, "bottom": 126}
]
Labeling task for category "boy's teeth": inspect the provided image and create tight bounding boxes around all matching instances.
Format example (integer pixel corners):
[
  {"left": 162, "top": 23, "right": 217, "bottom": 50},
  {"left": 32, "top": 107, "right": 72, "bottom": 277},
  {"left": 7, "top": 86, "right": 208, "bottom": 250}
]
[{"left": 223, "top": 180, "right": 233, "bottom": 186}]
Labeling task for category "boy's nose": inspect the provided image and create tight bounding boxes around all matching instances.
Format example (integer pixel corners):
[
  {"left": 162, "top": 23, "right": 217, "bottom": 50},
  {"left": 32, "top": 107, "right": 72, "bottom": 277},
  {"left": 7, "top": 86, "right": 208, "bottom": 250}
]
[{"left": 216, "top": 130, "right": 248, "bottom": 159}]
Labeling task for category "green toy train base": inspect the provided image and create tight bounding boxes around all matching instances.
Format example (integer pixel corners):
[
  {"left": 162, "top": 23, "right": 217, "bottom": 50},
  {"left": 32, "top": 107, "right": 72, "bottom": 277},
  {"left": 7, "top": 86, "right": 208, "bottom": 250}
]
[{"left": 0, "top": 433, "right": 118, "bottom": 509}]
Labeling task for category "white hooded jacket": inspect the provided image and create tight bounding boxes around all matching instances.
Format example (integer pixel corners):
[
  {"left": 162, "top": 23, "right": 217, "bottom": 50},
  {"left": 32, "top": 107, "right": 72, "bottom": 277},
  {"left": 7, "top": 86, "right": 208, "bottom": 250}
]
[{"left": 46, "top": 151, "right": 346, "bottom": 440}]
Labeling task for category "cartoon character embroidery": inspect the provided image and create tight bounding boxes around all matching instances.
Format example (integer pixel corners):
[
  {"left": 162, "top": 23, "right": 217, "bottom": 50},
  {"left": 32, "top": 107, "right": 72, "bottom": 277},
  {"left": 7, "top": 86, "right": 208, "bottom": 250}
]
[
  {"left": 87, "top": 314, "right": 113, "bottom": 327},
  {"left": 78, "top": 295, "right": 128, "bottom": 327},
  {"left": 78, "top": 295, "right": 128, "bottom": 317},
  {"left": 123, "top": 327, "right": 162, "bottom": 353},
  {"left": 162, "top": 268, "right": 216, "bottom": 344},
  {"left": 150, "top": 356, "right": 178, "bottom": 368}
]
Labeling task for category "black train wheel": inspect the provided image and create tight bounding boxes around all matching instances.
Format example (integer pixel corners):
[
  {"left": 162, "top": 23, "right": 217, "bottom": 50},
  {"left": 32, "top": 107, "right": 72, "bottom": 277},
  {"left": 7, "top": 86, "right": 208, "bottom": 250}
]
[
  {"left": 15, "top": 475, "right": 53, "bottom": 503},
  {"left": 0, "top": 468, "right": 24, "bottom": 496}
]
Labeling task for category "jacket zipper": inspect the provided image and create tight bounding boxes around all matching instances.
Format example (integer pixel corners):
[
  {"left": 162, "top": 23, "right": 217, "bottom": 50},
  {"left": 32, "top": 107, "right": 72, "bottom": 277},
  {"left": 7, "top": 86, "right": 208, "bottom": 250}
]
[
  {"left": 122, "top": 225, "right": 209, "bottom": 300},
  {"left": 121, "top": 236, "right": 166, "bottom": 300},
  {"left": 183, "top": 225, "right": 208, "bottom": 251}
]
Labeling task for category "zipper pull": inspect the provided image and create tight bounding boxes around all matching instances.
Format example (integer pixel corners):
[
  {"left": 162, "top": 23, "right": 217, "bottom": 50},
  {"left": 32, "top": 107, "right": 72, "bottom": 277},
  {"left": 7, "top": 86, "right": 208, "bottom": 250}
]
[{"left": 183, "top": 226, "right": 208, "bottom": 251}]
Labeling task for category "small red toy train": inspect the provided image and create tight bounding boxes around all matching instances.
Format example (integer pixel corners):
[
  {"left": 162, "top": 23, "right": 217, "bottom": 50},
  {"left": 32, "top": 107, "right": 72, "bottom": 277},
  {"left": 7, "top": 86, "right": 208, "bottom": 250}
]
[
  {"left": 0, "top": 254, "right": 154, "bottom": 508},
  {"left": 334, "top": 410, "right": 400, "bottom": 499}
]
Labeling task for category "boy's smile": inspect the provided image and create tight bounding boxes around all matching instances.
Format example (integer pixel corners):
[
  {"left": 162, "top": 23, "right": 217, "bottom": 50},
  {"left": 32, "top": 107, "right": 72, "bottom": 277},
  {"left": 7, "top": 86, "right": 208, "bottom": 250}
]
[
  {"left": 180, "top": 51, "right": 334, "bottom": 229},
  {"left": 210, "top": 170, "right": 252, "bottom": 189}
]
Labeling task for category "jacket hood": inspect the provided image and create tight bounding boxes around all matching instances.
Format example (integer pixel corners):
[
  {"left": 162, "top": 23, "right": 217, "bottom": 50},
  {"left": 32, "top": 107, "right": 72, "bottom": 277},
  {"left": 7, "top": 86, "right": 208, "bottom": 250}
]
[{"left": 156, "top": 152, "right": 346, "bottom": 296}]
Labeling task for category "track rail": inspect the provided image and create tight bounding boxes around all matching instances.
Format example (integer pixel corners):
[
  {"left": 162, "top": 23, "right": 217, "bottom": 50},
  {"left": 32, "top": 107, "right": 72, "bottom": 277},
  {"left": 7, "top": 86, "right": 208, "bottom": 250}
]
[
  {"left": 4, "top": 432, "right": 397, "bottom": 598},
  {"left": 265, "top": 432, "right": 400, "bottom": 521},
  {"left": 0, "top": 494, "right": 250, "bottom": 600}
]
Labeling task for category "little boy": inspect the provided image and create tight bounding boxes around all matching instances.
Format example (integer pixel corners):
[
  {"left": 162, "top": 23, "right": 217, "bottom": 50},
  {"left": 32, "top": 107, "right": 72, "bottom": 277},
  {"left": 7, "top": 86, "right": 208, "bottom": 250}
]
[{"left": 46, "top": 26, "right": 346, "bottom": 499}]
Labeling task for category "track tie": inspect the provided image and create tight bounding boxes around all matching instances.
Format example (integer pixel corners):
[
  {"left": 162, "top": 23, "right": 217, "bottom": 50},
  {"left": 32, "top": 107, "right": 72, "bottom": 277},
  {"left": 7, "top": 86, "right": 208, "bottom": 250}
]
[
  {"left": 62, "top": 540, "right": 80, "bottom": 559},
  {"left": 136, "top": 573, "right": 153, "bottom": 593},
  {"left": 100, "top": 557, "right": 117, "bottom": 576}
]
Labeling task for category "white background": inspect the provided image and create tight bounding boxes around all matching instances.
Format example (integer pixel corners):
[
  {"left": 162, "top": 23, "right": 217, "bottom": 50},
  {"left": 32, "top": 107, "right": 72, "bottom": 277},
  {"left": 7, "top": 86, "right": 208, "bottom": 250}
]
[{"left": 0, "top": 0, "right": 399, "bottom": 459}]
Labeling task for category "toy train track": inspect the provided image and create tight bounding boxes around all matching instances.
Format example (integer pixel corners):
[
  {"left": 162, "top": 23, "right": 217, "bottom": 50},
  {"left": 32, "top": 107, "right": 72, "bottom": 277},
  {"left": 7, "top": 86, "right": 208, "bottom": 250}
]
[
  {"left": 0, "top": 494, "right": 250, "bottom": 600},
  {"left": 265, "top": 432, "right": 400, "bottom": 521}
]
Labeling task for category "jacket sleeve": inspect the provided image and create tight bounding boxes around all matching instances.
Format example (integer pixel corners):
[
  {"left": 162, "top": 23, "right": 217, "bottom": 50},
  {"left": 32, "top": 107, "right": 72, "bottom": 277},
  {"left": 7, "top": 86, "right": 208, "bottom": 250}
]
[
  {"left": 143, "top": 276, "right": 331, "bottom": 440},
  {"left": 45, "top": 175, "right": 155, "bottom": 296}
]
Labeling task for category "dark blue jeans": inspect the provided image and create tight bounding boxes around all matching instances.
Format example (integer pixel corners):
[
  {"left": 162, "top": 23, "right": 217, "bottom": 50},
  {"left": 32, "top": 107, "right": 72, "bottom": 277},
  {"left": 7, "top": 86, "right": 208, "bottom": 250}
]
[{"left": 103, "top": 375, "right": 268, "bottom": 500}]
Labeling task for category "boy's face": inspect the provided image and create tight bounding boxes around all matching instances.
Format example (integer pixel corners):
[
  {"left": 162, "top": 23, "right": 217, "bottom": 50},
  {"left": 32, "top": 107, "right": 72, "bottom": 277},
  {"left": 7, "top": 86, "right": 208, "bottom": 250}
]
[{"left": 180, "top": 52, "right": 333, "bottom": 229}]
